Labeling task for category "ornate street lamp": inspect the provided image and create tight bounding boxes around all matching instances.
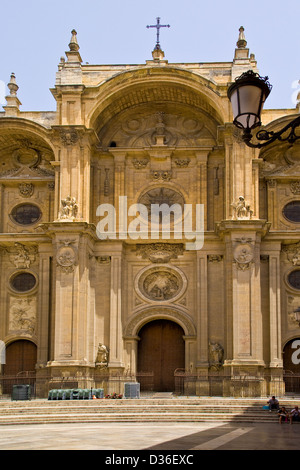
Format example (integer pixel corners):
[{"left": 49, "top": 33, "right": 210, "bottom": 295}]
[{"left": 228, "top": 70, "right": 300, "bottom": 148}]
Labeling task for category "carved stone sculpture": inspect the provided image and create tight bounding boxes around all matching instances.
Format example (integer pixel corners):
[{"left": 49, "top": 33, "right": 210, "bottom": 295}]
[
  {"left": 58, "top": 196, "right": 78, "bottom": 221},
  {"left": 283, "top": 243, "right": 300, "bottom": 266},
  {"left": 231, "top": 196, "right": 253, "bottom": 220},
  {"left": 209, "top": 341, "right": 224, "bottom": 370},
  {"left": 95, "top": 343, "right": 109, "bottom": 367},
  {"left": 11, "top": 243, "right": 36, "bottom": 269}
]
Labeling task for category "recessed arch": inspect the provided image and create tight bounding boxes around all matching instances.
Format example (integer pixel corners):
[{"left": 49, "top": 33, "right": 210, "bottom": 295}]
[
  {"left": 87, "top": 66, "right": 227, "bottom": 133},
  {"left": 124, "top": 306, "right": 196, "bottom": 338}
]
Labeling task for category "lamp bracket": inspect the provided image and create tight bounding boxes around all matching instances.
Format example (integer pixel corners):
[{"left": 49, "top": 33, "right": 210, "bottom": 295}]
[{"left": 242, "top": 115, "right": 300, "bottom": 148}]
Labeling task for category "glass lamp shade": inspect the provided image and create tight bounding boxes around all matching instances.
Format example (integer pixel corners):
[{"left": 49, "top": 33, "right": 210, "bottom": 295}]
[{"left": 228, "top": 70, "right": 272, "bottom": 132}]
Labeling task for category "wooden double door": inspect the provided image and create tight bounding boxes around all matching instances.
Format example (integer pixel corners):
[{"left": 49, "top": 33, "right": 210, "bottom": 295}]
[
  {"left": 137, "top": 319, "right": 185, "bottom": 392},
  {"left": 3, "top": 340, "right": 37, "bottom": 375}
]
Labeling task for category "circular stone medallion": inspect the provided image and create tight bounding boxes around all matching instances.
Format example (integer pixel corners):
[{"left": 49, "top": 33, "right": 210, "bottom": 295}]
[{"left": 135, "top": 265, "right": 187, "bottom": 303}]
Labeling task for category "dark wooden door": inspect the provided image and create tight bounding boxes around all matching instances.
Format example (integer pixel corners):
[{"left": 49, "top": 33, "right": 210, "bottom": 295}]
[
  {"left": 138, "top": 320, "right": 185, "bottom": 391},
  {"left": 3, "top": 340, "right": 37, "bottom": 375}
]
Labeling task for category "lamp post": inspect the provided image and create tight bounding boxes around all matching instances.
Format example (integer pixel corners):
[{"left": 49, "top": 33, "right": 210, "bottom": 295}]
[{"left": 228, "top": 70, "right": 300, "bottom": 148}]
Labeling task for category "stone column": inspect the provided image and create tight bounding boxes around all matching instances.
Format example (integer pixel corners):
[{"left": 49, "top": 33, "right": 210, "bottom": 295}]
[
  {"left": 223, "top": 126, "right": 258, "bottom": 220},
  {"left": 52, "top": 126, "right": 96, "bottom": 224},
  {"left": 196, "top": 250, "right": 209, "bottom": 395},
  {"left": 108, "top": 247, "right": 124, "bottom": 370},
  {"left": 195, "top": 149, "right": 211, "bottom": 231},
  {"left": 43, "top": 223, "right": 97, "bottom": 385},
  {"left": 35, "top": 244, "right": 52, "bottom": 396},
  {"left": 218, "top": 220, "right": 268, "bottom": 395},
  {"left": 123, "top": 336, "right": 139, "bottom": 375}
]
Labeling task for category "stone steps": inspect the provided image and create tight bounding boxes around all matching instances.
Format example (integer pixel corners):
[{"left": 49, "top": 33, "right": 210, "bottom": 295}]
[{"left": 0, "top": 397, "right": 298, "bottom": 424}]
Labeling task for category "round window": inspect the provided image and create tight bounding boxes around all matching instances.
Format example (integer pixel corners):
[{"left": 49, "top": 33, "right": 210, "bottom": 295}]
[
  {"left": 288, "top": 270, "right": 300, "bottom": 290},
  {"left": 10, "top": 272, "right": 37, "bottom": 292},
  {"left": 11, "top": 204, "right": 41, "bottom": 225},
  {"left": 283, "top": 201, "right": 300, "bottom": 223}
]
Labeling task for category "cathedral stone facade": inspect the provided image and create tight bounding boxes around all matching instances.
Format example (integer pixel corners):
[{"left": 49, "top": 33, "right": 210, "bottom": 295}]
[{"left": 1, "top": 28, "right": 300, "bottom": 397}]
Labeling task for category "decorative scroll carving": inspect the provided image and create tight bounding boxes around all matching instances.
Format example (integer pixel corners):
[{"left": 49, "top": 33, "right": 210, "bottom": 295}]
[
  {"left": 174, "top": 158, "right": 190, "bottom": 168},
  {"left": 151, "top": 170, "right": 172, "bottom": 181},
  {"left": 132, "top": 158, "right": 149, "bottom": 169},
  {"left": 136, "top": 243, "right": 184, "bottom": 263},
  {"left": 290, "top": 181, "right": 300, "bottom": 195},
  {"left": 59, "top": 129, "right": 79, "bottom": 146},
  {"left": 208, "top": 255, "right": 223, "bottom": 263},
  {"left": 19, "top": 183, "right": 34, "bottom": 198}
]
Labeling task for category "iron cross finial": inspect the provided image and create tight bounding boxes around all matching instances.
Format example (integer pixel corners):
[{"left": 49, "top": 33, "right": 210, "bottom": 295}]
[{"left": 147, "top": 17, "right": 170, "bottom": 50}]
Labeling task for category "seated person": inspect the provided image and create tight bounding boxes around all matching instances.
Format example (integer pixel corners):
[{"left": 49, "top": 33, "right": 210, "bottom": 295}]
[
  {"left": 278, "top": 406, "right": 289, "bottom": 423},
  {"left": 289, "top": 406, "right": 300, "bottom": 424},
  {"left": 267, "top": 396, "right": 279, "bottom": 411}
]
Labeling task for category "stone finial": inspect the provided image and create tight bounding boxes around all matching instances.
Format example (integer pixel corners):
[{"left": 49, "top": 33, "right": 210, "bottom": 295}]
[
  {"left": 237, "top": 26, "right": 247, "bottom": 49},
  {"left": 152, "top": 46, "right": 165, "bottom": 61},
  {"left": 7, "top": 73, "right": 19, "bottom": 96},
  {"left": 3, "top": 73, "right": 21, "bottom": 115},
  {"left": 69, "top": 29, "right": 80, "bottom": 52}
]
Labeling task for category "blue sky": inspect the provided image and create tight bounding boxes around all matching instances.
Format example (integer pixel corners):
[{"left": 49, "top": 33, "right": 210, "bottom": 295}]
[{"left": 0, "top": 0, "right": 299, "bottom": 111}]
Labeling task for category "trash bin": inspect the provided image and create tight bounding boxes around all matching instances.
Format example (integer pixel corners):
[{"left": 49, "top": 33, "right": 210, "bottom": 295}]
[
  {"left": 62, "top": 389, "right": 72, "bottom": 400},
  {"left": 82, "top": 389, "right": 90, "bottom": 400},
  {"left": 57, "top": 389, "right": 64, "bottom": 400},
  {"left": 70, "top": 389, "right": 80, "bottom": 399},
  {"left": 49, "top": 389, "right": 58, "bottom": 400},
  {"left": 124, "top": 382, "right": 140, "bottom": 399},
  {"left": 90, "top": 388, "right": 104, "bottom": 399},
  {"left": 11, "top": 385, "right": 31, "bottom": 401}
]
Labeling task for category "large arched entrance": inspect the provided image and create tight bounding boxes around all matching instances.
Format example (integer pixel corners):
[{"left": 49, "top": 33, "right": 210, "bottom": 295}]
[
  {"left": 137, "top": 319, "right": 185, "bottom": 392},
  {"left": 283, "top": 338, "right": 300, "bottom": 393}
]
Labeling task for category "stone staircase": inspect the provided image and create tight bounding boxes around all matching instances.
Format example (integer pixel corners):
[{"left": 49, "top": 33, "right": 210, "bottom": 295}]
[{"left": 0, "top": 396, "right": 299, "bottom": 425}]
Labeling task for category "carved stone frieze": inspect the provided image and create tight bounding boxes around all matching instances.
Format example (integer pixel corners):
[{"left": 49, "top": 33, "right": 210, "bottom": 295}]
[
  {"left": 10, "top": 243, "right": 37, "bottom": 269},
  {"left": 136, "top": 243, "right": 184, "bottom": 263},
  {"left": 9, "top": 296, "right": 36, "bottom": 335},
  {"left": 283, "top": 243, "right": 300, "bottom": 266}
]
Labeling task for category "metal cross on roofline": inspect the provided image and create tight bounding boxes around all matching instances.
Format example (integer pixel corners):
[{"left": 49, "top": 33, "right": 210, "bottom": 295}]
[{"left": 147, "top": 17, "right": 170, "bottom": 50}]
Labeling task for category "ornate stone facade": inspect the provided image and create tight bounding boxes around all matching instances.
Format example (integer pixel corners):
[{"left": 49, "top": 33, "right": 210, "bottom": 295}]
[{"left": 0, "top": 27, "right": 299, "bottom": 397}]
